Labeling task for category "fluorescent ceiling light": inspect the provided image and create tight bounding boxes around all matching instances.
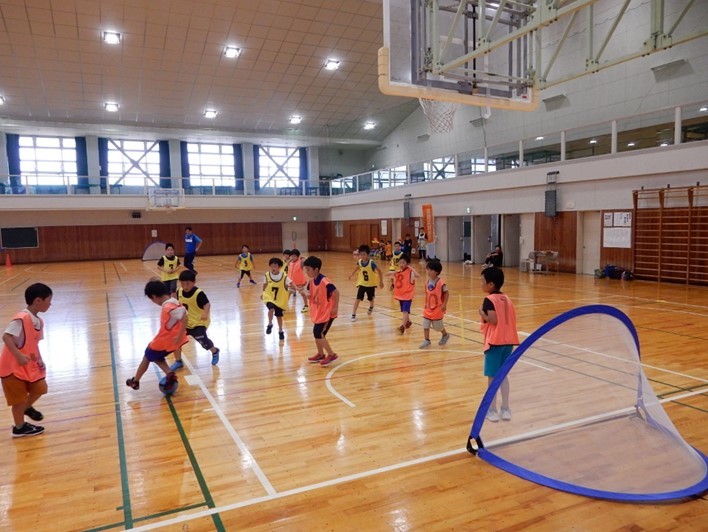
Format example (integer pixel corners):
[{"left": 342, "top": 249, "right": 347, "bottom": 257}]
[
  {"left": 0, "top": 96, "right": 5, "bottom": 105},
  {"left": 104, "top": 102, "right": 119, "bottom": 112},
  {"left": 660, "top": 142, "right": 669, "bottom": 147},
  {"left": 700, "top": 106, "right": 708, "bottom": 112},
  {"left": 102, "top": 31, "right": 121, "bottom": 45},
  {"left": 289, "top": 115, "right": 302, "bottom": 125},
  {"left": 364, "top": 121, "right": 376, "bottom": 130},
  {"left": 203, "top": 109, "right": 218, "bottom": 119},
  {"left": 224, "top": 46, "right": 241, "bottom": 58},
  {"left": 589, "top": 139, "right": 597, "bottom": 144},
  {"left": 324, "top": 58, "right": 340, "bottom": 71},
  {"left": 627, "top": 142, "right": 636, "bottom": 147},
  {"left": 535, "top": 136, "right": 544, "bottom": 141}
]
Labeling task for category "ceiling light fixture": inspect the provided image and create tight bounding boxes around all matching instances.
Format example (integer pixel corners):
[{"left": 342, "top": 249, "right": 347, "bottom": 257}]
[
  {"left": 700, "top": 106, "right": 708, "bottom": 112},
  {"left": 589, "top": 139, "right": 597, "bottom": 144},
  {"left": 364, "top": 121, "right": 376, "bottom": 130},
  {"left": 289, "top": 115, "right": 302, "bottom": 125},
  {"left": 627, "top": 142, "right": 636, "bottom": 147},
  {"left": 104, "top": 102, "right": 119, "bottom": 112},
  {"left": 660, "top": 142, "right": 669, "bottom": 147},
  {"left": 102, "top": 31, "right": 121, "bottom": 45},
  {"left": 224, "top": 46, "right": 241, "bottom": 58},
  {"left": 535, "top": 136, "right": 544, "bottom": 141},
  {"left": 0, "top": 96, "right": 5, "bottom": 105},
  {"left": 203, "top": 109, "right": 218, "bottom": 119},
  {"left": 324, "top": 58, "right": 341, "bottom": 71}
]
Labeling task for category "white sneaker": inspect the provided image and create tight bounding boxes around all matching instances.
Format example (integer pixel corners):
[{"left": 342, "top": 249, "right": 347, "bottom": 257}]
[
  {"left": 419, "top": 339, "right": 431, "bottom": 349},
  {"left": 486, "top": 409, "right": 500, "bottom": 422},
  {"left": 438, "top": 333, "right": 450, "bottom": 345},
  {"left": 350, "top": 315, "right": 356, "bottom": 322},
  {"left": 501, "top": 407, "right": 512, "bottom": 421}
]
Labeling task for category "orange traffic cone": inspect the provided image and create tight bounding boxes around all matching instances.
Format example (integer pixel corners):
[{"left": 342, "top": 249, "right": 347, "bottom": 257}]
[{"left": 5, "top": 253, "right": 11, "bottom": 269}]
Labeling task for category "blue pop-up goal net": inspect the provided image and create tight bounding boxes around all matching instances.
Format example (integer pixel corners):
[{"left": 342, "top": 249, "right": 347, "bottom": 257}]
[{"left": 467, "top": 305, "right": 708, "bottom": 501}]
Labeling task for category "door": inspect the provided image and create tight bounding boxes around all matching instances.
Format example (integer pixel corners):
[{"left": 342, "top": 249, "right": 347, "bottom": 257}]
[
  {"left": 473, "top": 215, "right": 492, "bottom": 263},
  {"left": 447, "top": 216, "right": 463, "bottom": 262},
  {"left": 282, "top": 222, "right": 309, "bottom": 254},
  {"left": 580, "top": 211, "right": 602, "bottom": 275}
]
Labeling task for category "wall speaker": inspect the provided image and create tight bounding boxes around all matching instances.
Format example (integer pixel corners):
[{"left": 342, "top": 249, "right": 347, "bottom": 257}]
[
  {"left": 544, "top": 190, "right": 557, "bottom": 217},
  {"left": 403, "top": 201, "right": 411, "bottom": 219},
  {"left": 131, "top": 211, "right": 142, "bottom": 219}
]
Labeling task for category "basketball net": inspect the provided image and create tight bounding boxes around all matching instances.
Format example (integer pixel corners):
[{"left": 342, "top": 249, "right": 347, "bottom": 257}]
[{"left": 419, "top": 98, "right": 458, "bottom": 134}]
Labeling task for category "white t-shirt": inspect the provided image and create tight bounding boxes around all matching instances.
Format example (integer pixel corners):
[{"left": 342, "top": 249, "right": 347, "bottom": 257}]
[
  {"left": 164, "top": 298, "right": 187, "bottom": 328},
  {"left": 4, "top": 310, "right": 43, "bottom": 347}
]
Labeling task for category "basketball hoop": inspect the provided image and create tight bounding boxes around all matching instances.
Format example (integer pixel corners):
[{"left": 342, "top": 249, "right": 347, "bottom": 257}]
[
  {"left": 419, "top": 98, "right": 458, "bottom": 134},
  {"left": 147, "top": 188, "right": 185, "bottom": 211}
]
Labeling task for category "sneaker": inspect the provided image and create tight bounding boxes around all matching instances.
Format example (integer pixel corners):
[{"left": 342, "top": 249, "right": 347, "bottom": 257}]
[
  {"left": 24, "top": 406, "right": 43, "bottom": 421},
  {"left": 397, "top": 325, "right": 405, "bottom": 334},
  {"left": 278, "top": 331, "right": 285, "bottom": 341},
  {"left": 301, "top": 305, "right": 309, "bottom": 313},
  {"left": 170, "top": 360, "right": 184, "bottom": 371},
  {"left": 419, "top": 339, "right": 431, "bottom": 349},
  {"left": 404, "top": 321, "right": 412, "bottom": 329},
  {"left": 367, "top": 307, "right": 374, "bottom": 315},
  {"left": 501, "top": 407, "right": 512, "bottom": 421},
  {"left": 125, "top": 377, "right": 140, "bottom": 390},
  {"left": 236, "top": 282, "right": 241, "bottom": 288},
  {"left": 439, "top": 333, "right": 450, "bottom": 346},
  {"left": 389, "top": 285, "right": 394, "bottom": 291},
  {"left": 320, "top": 353, "right": 338, "bottom": 367},
  {"left": 249, "top": 279, "right": 257, "bottom": 284},
  {"left": 308, "top": 353, "right": 325, "bottom": 363},
  {"left": 350, "top": 315, "right": 356, "bottom": 322},
  {"left": 12, "top": 422, "right": 44, "bottom": 438},
  {"left": 211, "top": 348, "right": 220, "bottom": 366},
  {"left": 486, "top": 409, "right": 500, "bottom": 422},
  {"left": 266, "top": 324, "right": 273, "bottom": 334}
]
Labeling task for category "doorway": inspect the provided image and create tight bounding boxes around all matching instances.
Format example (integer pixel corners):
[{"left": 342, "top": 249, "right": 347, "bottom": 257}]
[{"left": 282, "top": 222, "right": 309, "bottom": 253}]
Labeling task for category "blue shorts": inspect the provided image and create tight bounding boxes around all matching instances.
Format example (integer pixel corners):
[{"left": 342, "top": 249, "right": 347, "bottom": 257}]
[
  {"left": 484, "top": 345, "right": 514, "bottom": 377},
  {"left": 144, "top": 347, "right": 171, "bottom": 362},
  {"left": 398, "top": 300, "right": 412, "bottom": 312}
]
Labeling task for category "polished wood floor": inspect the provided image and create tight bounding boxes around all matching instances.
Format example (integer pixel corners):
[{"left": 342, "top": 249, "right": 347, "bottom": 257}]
[{"left": 0, "top": 253, "right": 706, "bottom": 531}]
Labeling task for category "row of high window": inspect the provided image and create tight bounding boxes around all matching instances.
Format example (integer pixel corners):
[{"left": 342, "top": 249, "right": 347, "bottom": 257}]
[{"left": 16, "top": 136, "right": 302, "bottom": 189}]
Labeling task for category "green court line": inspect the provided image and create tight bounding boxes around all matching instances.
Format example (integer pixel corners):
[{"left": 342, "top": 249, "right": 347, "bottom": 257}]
[
  {"left": 166, "top": 394, "right": 226, "bottom": 531},
  {"left": 10, "top": 278, "right": 28, "bottom": 291},
  {"left": 124, "top": 294, "right": 137, "bottom": 317},
  {"left": 670, "top": 400, "right": 708, "bottom": 414},
  {"left": 113, "top": 262, "right": 123, "bottom": 283},
  {"left": 105, "top": 294, "right": 133, "bottom": 528},
  {"left": 103, "top": 262, "right": 107, "bottom": 284},
  {"left": 658, "top": 383, "right": 708, "bottom": 399},
  {"left": 82, "top": 502, "right": 209, "bottom": 532}
]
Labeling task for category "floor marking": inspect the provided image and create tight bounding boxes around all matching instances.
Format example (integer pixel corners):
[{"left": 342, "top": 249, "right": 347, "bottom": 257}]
[
  {"left": 119, "top": 262, "right": 128, "bottom": 272},
  {"left": 0, "top": 273, "right": 22, "bottom": 286},
  {"left": 181, "top": 356, "right": 277, "bottom": 496},
  {"left": 184, "top": 374, "right": 199, "bottom": 386}
]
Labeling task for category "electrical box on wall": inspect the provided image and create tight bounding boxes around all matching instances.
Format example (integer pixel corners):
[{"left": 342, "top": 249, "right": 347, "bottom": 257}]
[{"left": 131, "top": 211, "right": 142, "bottom": 219}]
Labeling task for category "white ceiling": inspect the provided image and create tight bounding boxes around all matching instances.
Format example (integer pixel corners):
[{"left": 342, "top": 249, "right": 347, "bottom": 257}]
[{"left": 0, "top": 0, "right": 418, "bottom": 146}]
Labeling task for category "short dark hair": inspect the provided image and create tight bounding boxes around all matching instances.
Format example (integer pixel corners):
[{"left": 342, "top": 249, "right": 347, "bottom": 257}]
[
  {"left": 291, "top": 248, "right": 301, "bottom": 257},
  {"left": 185, "top": 226, "right": 192, "bottom": 231},
  {"left": 283, "top": 249, "right": 291, "bottom": 255},
  {"left": 482, "top": 266, "right": 505, "bottom": 290},
  {"left": 145, "top": 280, "right": 169, "bottom": 298},
  {"left": 25, "top": 283, "right": 52, "bottom": 305},
  {"left": 165, "top": 242, "right": 174, "bottom": 250},
  {"left": 399, "top": 253, "right": 411, "bottom": 263},
  {"left": 179, "top": 270, "right": 196, "bottom": 282},
  {"left": 269, "top": 257, "right": 284, "bottom": 267},
  {"left": 394, "top": 241, "right": 401, "bottom": 247},
  {"left": 358, "top": 244, "right": 370, "bottom": 254},
  {"left": 426, "top": 259, "right": 442, "bottom": 274},
  {"left": 303, "top": 255, "right": 322, "bottom": 270},
  {"left": 241, "top": 244, "right": 249, "bottom": 250}
]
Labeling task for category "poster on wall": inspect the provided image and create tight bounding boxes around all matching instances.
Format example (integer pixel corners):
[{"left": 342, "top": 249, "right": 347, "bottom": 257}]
[
  {"left": 613, "top": 212, "right": 632, "bottom": 227},
  {"left": 381, "top": 219, "right": 387, "bottom": 236},
  {"left": 603, "top": 213, "right": 614, "bottom": 227},
  {"left": 603, "top": 227, "right": 631, "bottom": 248},
  {"left": 422, "top": 204, "right": 435, "bottom": 240}
]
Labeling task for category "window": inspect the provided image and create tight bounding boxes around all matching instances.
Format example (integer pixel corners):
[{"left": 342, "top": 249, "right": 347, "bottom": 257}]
[
  {"left": 424, "top": 156, "right": 456, "bottom": 180},
  {"left": 335, "top": 221, "right": 344, "bottom": 238},
  {"left": 107, "top": 139, "right": 160, "bottom": 187},
  {"left": 187, "top": 143, "right": 235, "bottom": 187},
  {"left": 258, "top": 146, "right": 300, "bottom": 190},
  {"left": 18, "top": 136, "right": 77, "bottom": 186}
]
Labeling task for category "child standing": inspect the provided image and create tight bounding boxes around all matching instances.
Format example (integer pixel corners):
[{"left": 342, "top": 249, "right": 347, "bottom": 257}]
[
  {"left": 235, "top": 245, "right": 257, "bottom": 287},
  {"left": 157, "top": 242, "right": 180, "bottom": 297},
  {"left": 262, "top": 257, "right": 290, "bottom": 341},
  {"left": 388, "top": 241, "right": 404, "bottom": 289},
  {"left": 390, "top": 254, "right": 419, "bottom": 333},
  {"left": 348, "top": 244, "right": 383, "bottom": 321},
  {"left": 126, "top": 280, "right": 187, "bottom": 391},
  {"left": 287, "top": 248, "right": 309, "bottom": 312},
  {"left": 479, "top": 267, "right": 519, "bottom": 422},
  {"left": 304, "top": 256, "right": 340, "bottom": 367},
  {"left": 420, "top": 260, "right": 450, "bottom": 348},
  {"left": 170, "top": 270, "right": 221, "bottom": 369},
  {"left": 0, "top": 283, "right": 53, "bottom": 437}
]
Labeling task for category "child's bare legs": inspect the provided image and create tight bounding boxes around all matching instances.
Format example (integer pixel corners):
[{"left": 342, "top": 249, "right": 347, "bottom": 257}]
[
  {"left": 423, "top": 327, "right": 430, "bottom": 341},
  {"left": 172, "top": 346, "right": 183, "bottom": 363},
  {"left": 402, "top": 311, "right": 410, "bottom": 327},
  {"left": 276, "top": 315, "right": 283, "bottom": 331},
  {"left": 299, "top": 287, "right": 308, "bottom": 307},
  {"left": 267, "top": 307, "right": 275, "bottom": 326},
  {"left": 132, "top": 356, "right": 151, "bottom": 383},
  {"left": 352, "top": 297, "right": 362, "bottom": 316},
  {"left": 487, "top": 376, "right": 510, "bottom": 410},
  {"left": 11, "top": 389, "right": 44, "bottom": 427},
  {"left": 155, "top": 358, "right": 174, "bottom": 376},
  {"left": 315, "top": 337, "right": 335, "bottom": 357}
]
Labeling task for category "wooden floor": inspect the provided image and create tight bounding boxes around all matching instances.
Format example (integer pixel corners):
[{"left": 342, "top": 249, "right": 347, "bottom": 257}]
[{"left": 0, "top": 252, "right": 706, "bottom": 531}]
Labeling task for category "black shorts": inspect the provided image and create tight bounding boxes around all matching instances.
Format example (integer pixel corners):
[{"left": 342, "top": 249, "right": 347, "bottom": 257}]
[
  {"left": 313, "top": 318, "right": 335, "bottom": 339},
  {"left": 266, "top": 301, "right": 284, "bottom": 317},
  {"left": 163, "top": 279, "right": 177, "bottom": 293},
  {"left": 356, "top": 286, "right": 376, "bottom": 301}
]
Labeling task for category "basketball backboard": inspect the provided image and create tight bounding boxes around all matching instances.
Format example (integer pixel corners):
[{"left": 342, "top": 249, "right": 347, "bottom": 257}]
[{"left": 380, "top": 0, "right": 539, "bottom": 110}]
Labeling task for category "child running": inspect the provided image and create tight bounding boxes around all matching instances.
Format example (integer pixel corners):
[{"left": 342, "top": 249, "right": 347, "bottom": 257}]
[
  {"left": 0, "top": 283, "right": 53, "bottom": 437},
  {"left": 156, "top": 242, "right": 180, "bottom": 298},
  {"left": 390, "top": 254, "right": 419, "bottom": 333},
  {"left": 419, "top": 260, "right": 450, "bottom": 348},
  {"left": 348, "top": 244, "right": 383, "bottom": 321},
  {"left": 388, "top": 241, "right": 404, "bottom": 289},
  {"left": 235, "top": 244, "right": 257, "bottom": 287},
  {"left": 304, "top": 256, "right": 340, "bottom": 367},
  {"left": 262, "top": 257, "right": 290, "bottom": 341},
  {"left": 287, "top": 248, "right": 309, "bottom": 312},
  {"left": 170, "top": 270, "right": 221, "bottom": 369},
  {"left": 126, "top": 280, "right": 187, "bottom": 391},
  {"left": 479, "top": 267, "right": 520, "bottom": 422}
]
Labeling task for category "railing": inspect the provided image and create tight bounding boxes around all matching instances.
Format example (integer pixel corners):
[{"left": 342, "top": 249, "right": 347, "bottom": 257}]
[{"left": 326, "top": 101, "right": 708, "bottom": 194}]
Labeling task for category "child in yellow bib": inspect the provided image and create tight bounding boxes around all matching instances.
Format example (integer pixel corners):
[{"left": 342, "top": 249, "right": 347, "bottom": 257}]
[
  {"left": 236, "top": 244, "right": 257, "bottom": 287},
  {"left": 157, "top": 242, "right": 181, "bottom": 297},
  {"left": 262, "top": 258, "right": 291, "bottom": 341},
  {"left": 348, "top": 244, "right": 383, "bottom": 321}
]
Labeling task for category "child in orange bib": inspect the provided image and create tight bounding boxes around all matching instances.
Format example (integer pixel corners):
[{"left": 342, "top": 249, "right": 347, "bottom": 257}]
[
  {"left": 303, "top": 256, "right": 340, "bottom": 367},
  {"left": 388, "top": 254, "right": 419, "bottom": 334},
  {"left": 419, "top": 260, "right": 450, "bottom": 348}
]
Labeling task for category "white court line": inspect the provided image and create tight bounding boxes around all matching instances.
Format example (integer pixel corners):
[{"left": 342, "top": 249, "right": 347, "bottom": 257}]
[
  {"left": 0, "top": 273, "right": 22, "bottom": 286},
  {"left": 181, "top": 357, "right": 277, "bottom": 496},
  {"left": 129, "top": 385, "right": 708, "bottom": 532},
  {"left": 119, "top": 262, "right": 128, "bottom": 272}
]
